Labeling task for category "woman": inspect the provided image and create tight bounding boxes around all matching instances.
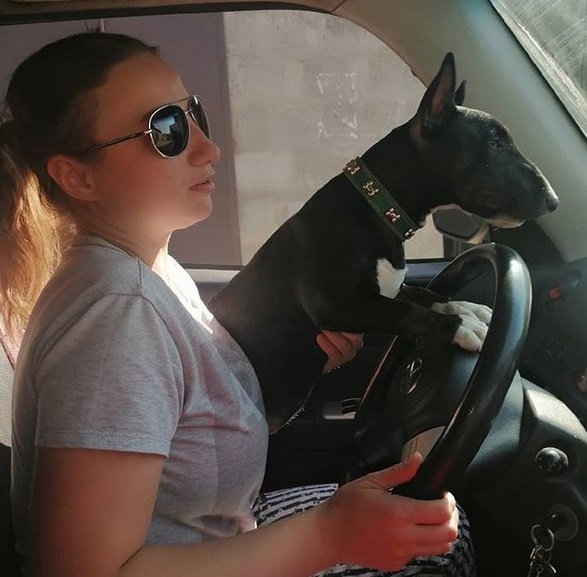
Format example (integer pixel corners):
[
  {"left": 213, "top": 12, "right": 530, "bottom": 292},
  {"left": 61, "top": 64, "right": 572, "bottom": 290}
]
[{"left": 1, "top": 32, "right": 473, "bottom": 577}]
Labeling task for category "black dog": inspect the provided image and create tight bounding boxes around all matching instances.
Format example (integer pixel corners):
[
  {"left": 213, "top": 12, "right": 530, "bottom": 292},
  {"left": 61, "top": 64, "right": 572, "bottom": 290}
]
[{"left": 209, "top": 53, "right": 559, "bottom": 432}]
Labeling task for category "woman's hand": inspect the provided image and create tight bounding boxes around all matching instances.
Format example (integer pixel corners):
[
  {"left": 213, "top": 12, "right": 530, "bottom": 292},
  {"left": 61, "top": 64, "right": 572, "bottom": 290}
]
[
  {"left": 315, "top": 453, "right": 459, "bottom": 571},
  {"left": 317, "top": 330, "right": 364, "bottom": 373}
]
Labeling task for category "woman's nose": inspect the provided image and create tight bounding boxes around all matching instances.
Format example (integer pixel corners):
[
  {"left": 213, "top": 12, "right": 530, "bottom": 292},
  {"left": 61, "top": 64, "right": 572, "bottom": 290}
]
[{"left": 189, "top": 128, "right": 221, "bottom": 165}]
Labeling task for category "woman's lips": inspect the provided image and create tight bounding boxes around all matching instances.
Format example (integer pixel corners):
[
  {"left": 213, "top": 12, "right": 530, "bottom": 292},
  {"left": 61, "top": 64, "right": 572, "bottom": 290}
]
[{"left": 190, "top": 177, "right": 215, "bottom": 194}]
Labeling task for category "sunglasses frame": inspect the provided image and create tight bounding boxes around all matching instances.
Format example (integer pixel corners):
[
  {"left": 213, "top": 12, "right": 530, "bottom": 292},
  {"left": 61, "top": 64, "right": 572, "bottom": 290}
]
[{"left": 83, "top": 95, "right": 209, "bottom": 158}]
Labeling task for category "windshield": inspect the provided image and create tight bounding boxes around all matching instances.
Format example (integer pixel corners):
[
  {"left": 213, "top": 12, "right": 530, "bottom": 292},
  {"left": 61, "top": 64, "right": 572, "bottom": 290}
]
[{"left": 490, "top": 0, "right": 587, "bottom": 138}]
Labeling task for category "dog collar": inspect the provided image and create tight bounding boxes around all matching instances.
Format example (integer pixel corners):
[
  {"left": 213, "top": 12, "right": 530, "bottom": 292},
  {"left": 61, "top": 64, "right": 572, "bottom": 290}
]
[{"left": 343, "top": 157, "right": 419, "bottom": 241}]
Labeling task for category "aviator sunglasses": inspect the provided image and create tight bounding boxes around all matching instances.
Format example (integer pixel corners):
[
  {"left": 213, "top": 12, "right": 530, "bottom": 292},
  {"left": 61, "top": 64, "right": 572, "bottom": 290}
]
[{"left": 84, "top": 95, "right": 210, "bottom": 158}]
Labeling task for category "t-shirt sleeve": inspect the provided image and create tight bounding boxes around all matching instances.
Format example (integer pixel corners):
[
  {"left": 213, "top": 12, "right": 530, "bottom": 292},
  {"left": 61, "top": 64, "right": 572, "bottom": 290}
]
[{"left": 35, "top": 294, "right": 183, "bottom": 456}]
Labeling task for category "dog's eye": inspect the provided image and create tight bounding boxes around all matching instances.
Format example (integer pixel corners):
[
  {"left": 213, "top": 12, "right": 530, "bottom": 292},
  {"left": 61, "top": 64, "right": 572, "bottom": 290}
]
[{"left": 489, "top": 139, "right": 506, "bottom": 150}]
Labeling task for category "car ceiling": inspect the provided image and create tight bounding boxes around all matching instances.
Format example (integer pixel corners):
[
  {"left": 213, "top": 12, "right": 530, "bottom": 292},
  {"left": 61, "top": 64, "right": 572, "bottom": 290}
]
[
  {"left": 2, "top": 0, "right": 587, "bottom": 262},
  {"left": 1, "top": 0, "right": 338, "bottom": 22}
]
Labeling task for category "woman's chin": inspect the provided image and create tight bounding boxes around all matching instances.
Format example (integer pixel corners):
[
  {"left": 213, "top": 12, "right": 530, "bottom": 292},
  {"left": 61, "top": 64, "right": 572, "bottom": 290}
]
[{"left": 183, "top": 198, "right": 214, "bottom": 228}]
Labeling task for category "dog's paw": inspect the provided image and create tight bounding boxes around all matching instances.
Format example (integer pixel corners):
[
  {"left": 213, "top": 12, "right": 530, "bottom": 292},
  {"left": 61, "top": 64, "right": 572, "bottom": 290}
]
[
  {"left": 432, "top": 301, "right": 491, "bottom": 351},
  {"left": 431, "top": 301, "right": 492, "bottom": 325},
  {"left": 452, "top": 315, "right": 488, "bottom": 352}
]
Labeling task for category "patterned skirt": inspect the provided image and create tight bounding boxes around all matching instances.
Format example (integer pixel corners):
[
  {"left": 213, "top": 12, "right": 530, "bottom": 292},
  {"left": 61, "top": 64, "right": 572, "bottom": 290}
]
[{"left": 253, "top": 484, "right": 476, "bottom": 577}]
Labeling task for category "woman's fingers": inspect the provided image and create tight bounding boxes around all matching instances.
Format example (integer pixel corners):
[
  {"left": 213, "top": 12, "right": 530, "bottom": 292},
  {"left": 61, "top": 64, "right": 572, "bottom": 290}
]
[
  {"left": 407, "top": 514, "right": 459, "bottom": 545},
  {"left": 316, "top": 453, "right": 462, "bottom": 570},
  {"left": 398, "top": 492, "right": 457, "bottom": 525},
  {"left": 317, "top": 330, "right": 364, "bottom": 373},
  {"left": 362, "top": 452, "right": 423, "bottom": 490}
]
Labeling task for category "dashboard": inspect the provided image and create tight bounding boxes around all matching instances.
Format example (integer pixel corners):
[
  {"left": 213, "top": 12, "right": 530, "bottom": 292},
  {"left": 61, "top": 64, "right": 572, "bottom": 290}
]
[{"left": 523, "top": 258, "right": 587, "bottom": 425}]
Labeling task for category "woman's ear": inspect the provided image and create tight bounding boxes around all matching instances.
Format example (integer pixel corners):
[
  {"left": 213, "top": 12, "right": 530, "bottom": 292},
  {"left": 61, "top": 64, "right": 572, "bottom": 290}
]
[{"left": 46, "top": 154, "right": 97, "bottom": 202}]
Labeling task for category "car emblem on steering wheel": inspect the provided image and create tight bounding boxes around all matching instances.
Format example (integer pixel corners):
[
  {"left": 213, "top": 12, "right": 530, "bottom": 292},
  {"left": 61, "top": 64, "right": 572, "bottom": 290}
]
[{"left": 400, "top": 357, "right": 423, "bottom": 395}]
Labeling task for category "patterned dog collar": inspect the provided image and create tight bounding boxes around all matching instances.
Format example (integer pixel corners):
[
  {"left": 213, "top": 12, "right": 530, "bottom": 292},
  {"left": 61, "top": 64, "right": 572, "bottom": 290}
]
[{"left": 343, "top": 157, "right": 420, "bottom": 241}]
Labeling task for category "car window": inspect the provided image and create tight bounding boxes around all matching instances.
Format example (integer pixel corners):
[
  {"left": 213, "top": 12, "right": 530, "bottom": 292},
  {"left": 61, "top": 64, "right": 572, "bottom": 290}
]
[
  {"left": 490, "top": 0, "right": 587, "bottom": 138},
  {"left": 219, "top": 11, "right": 443, "bottom": 266}
]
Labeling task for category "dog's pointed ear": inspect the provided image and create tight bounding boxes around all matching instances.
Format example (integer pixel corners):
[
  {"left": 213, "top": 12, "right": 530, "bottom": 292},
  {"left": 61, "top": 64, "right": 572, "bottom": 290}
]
[
  {"left": 411, "top": 52, "right": 457, "bottom": 139},
  {"left": 455, "top": 80, "right": 466, "bottom": 106}
]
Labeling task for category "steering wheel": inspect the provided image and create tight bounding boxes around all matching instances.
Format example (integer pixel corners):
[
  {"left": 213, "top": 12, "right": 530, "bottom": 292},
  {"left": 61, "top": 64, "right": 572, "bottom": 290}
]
[{"left": 351, "top": 243, "right": 531, "bottom": 499}]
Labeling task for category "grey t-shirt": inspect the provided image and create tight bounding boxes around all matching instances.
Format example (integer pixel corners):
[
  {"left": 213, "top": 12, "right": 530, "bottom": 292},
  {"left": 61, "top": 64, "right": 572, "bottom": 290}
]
[{"left": 11, "top": 235, "right": 268, "bottom": 567}]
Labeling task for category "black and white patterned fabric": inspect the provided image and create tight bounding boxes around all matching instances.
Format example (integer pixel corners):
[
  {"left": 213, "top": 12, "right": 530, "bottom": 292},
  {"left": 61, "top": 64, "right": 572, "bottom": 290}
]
[{"left": 254, "top": 484, "right": 475, "bottom": 577}]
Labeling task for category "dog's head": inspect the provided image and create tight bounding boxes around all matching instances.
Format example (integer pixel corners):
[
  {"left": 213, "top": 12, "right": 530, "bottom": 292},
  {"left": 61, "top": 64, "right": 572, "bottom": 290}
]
[{"left": 408, "top": 53, "right": 559, "bottom": 227}]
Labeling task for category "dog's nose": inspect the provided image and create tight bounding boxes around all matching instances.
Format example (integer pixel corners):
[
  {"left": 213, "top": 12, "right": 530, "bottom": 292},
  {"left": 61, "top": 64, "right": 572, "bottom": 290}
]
[{"left": 546, "top": 194, "right": 560, "bottom": 212}]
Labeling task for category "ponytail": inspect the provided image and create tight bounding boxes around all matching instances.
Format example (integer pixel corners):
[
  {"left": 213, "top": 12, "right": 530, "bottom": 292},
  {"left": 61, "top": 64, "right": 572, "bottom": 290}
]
[{"left": 0, "top": 120, "right": 67, "bottom": 339}]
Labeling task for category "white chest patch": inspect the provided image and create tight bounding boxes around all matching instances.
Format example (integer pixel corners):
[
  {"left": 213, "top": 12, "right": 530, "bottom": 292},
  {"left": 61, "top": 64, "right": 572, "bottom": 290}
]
[{"left": 376, "top": 258, "right": 406, "bottom": 299}]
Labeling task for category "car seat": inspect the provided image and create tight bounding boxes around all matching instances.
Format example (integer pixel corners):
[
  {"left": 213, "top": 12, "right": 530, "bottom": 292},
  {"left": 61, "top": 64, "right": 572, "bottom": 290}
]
[{"left": 0, "top": 324, "right": 23, "bottom": 575}]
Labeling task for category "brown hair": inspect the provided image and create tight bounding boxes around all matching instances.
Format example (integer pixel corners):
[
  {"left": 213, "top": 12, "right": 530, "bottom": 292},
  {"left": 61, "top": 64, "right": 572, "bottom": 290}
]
[{"left": 0, "top": 32, "right": 158, "bottom": 337}]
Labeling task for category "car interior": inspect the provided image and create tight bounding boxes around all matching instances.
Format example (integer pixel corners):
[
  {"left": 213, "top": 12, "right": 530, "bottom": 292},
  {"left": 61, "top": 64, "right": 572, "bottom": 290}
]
[{"left": 1, "top": 1, "right": 587, "bottom": 576}]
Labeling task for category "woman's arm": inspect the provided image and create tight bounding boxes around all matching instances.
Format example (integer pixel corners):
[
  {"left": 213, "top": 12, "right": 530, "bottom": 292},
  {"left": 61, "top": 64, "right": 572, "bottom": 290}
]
[{"left": 32, "top": 449, "right": 457, "bottom": 577}]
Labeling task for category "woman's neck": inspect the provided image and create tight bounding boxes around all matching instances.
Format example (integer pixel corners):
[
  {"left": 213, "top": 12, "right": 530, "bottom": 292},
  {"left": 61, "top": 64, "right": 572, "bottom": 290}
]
[{"left": 76, "top": 218, "right": 171, "bottom": 273}]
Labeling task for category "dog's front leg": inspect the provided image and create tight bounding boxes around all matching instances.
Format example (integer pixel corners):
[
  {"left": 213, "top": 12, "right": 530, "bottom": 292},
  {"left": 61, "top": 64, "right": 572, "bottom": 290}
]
[
  {"left": 300, "top": 292, "right": 487, "bottom": 352},
  {"left": 430, "top": 300, "right": 492, "bottom": 324},
  {"left": 398, "top": 284, "right": 492, "bottom": 342},
  {"left": 397, "top": 284, "right": 449, "bottom": 308}
]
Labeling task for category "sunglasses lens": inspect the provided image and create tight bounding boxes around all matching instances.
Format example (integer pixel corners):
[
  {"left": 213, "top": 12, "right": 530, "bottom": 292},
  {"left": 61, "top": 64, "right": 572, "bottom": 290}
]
[
  {"left": 150, "top": 105, "right": 189, "bottom": 157},
  {"left": 188, "top": 97, "right": 210, "bottom": 139}
]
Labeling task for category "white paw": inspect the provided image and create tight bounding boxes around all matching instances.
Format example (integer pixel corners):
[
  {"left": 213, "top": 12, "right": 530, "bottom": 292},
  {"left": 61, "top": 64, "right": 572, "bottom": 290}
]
[
  {"left": 453, "top": 315, "right": 488, "bottom": 352},
  {"left": 431, "top": 300, "right": 492, "bottom": 352},
  {"left": 431, "top": 300, "right": 492, "bottom": 325}
]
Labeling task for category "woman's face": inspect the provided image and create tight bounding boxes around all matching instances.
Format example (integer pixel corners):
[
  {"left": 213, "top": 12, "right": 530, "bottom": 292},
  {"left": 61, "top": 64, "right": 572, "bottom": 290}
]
[{"left": 79, "top": 52, "right": 221, "bottom": 244}]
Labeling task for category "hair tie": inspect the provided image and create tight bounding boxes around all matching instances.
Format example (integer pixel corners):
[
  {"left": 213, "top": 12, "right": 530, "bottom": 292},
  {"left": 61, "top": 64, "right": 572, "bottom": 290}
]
[
  {"left": 0, "top": 113, "right": 21, "bottom": 158},
  {"left": 0, "top": 105, "right": 14, "bottom": 126}
]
